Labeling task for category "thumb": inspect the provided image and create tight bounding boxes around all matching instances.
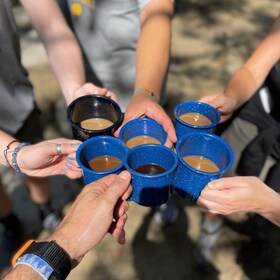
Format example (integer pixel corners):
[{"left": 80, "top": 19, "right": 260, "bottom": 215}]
[
  {"left": 207, "top": 177, "right": 236, "bottom": 190},
  {"left": 103, "top": 171, "right": 132, "bottom": 203}
]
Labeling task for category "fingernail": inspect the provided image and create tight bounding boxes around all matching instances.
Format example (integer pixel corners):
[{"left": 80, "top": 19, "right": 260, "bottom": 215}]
[
  {"left": 119, "top": 171, "right": 130, "bottom": 180},
  {"left": 71, "top": 143, "right": 80, "bottom": 150},
  {"left": 67, "top": 156, "right": 74, "bottom": 162}
]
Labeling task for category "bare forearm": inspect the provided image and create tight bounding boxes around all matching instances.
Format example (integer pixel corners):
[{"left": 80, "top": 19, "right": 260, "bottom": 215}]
[
  {"left": 223, "top": 15, "right": 280, "bottom": 109},
  {"left": 135, "top": 0, "right": 173, "bottom": 99},
  {"left": 4, "top": 265, "right": 41, "bottom": 280},
  {"left": 20, "top": 0, "right": 86, "bottom": 104},
  {"left": 0, "top": 130, "right": 17, "bottom": 166},
  {"left": 257, "top": 187, "right": 280, "bottom": 227},
  {"left": 222, "top": 66, "right": 259, "bottom": 109},
  {"left": 44, "top": 36, "right": 85, "bottom": 104}
]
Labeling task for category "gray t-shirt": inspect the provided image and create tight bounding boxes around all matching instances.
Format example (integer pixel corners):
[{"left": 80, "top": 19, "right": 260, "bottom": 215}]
[
  {"left": 0, "top": 0, "right": 34, "bottom": 135},
  {"left": 65, "top": 0, "right": 162, "bottom": 110}
]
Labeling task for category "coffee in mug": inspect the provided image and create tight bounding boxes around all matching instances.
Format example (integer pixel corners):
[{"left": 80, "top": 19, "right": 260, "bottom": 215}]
[
  {"left": 183, "top": 155, "right": 219, "bottom": 172},
  {"left": 87, "top": 155, "right": 122, "bottom": 172},
  {"left": 80, "top": 118, "right": 113, "bottom": 130},
  {"left": 126, "top": 135, "right": 161, "bottom": 148},
  {"left": 134, "top": 163, "right": 167, "bottom": 175},
  {"left": 179, "top": 112, "right": 212, "bottom": 126}
]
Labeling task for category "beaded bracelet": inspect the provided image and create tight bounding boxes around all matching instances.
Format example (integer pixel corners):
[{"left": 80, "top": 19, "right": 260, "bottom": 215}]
[{"left": 11, "top": 142, "right": 31, "bottom": 173}]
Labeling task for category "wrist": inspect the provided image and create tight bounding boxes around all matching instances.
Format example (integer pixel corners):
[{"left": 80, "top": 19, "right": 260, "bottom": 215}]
[
  {"left": 12, "top": 239, "right": 72, "bottom": 280},
  {"left": 3, "top": 140, "right": 20, "bottom": 167},
  {"left": 48, "top": 231, "right": 82, "bottom": 268},
  {"left": 134, "top": 87, "right": 158, "bottom": 103}
]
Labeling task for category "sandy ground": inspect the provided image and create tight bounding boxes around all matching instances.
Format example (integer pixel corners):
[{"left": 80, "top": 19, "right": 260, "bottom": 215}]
[{"left": 14, "top": 0, "right": 280, "bottom": 279}]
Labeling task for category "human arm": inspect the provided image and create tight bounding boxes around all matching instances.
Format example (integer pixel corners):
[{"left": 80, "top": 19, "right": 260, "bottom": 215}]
[
  {"left": 0, "top": 130, "right": 82, "bottom": 179},
  {"left": 199, "top": 16, "right": 280, "bottom": 122},
  {"left": 4, "top": 171, "right": 132, "bottom": 279},
  {"left": 117, "top": 0, "right": 177, "bottom": 146},
  {"left": 197, "top": 176, "right": 280, "bottom": 227},
  {"left": 20, "top": 0, "right": 116, "bottom": 104}
]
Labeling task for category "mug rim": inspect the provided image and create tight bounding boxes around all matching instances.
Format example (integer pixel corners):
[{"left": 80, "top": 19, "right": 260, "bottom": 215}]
[
  {"left": 124, "top": 144, "right": 178, "bottom": 178},
  {"left": 76, "top": 135, "right": 127, "bottom": 174},
  {"left": 67, "top": 94, "right": 123, "bottom": 133},
  {"left": 176, "top": 132, "right": 234, "bottom": 175},
  {"left": 119, "top": 117, "right": 167, "bottom": 145},
  {"left": 174, "top": 101, "right": 221, "bottom": 129}
]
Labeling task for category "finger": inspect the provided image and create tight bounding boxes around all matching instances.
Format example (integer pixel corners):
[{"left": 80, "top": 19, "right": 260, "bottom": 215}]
[
  {"left": 102, "top": 171, "right": 132, "bottom": 204},
  {"left": 50, "top": 142, "right": 80, "bottom": 156},
  {"left": 97, "top": 88, "right": 118, "bottom": 102},
  {"left": 111, "top": 228, "right": 126, "bottom": 244},
  {"left": 109, "top": 215, "right": 127, "bottom": 244},
  {"left": 121, "top": 185, "right": 132, "bottom": 201},
  {"left": 197, "top": 196, "right": 225, "bottom": 214},
  {"left": 63, "top": 168, "right": 83, "bottom": 179},
  {"left": 114, "top": 213, "right": 128, "bottom": 230},
  {"left": 146, "top": 109, "right": 177, "bottom": 143},
  {"left": 66, "top": 154, "right": 81, "bottom": 169},
  {"left": 207, "top": 177, "right": 244, "bottom": 190},
  {"left": 81, "top": 83, "right": 101, "bottom": 94},
  {"left": 113, "top": 200, "right": 129, "bottom": 218}
]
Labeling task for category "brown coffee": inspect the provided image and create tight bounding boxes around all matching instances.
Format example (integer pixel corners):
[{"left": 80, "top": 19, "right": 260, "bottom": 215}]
[
  {"left": 180, "top": 112, "right": 212, "bottom": 126},
  {"left": 88, "top": 155, "right": 122, "bottom": 171},
  {"left": 126, "top": 135, "right": 161, "bottom": 148},
  {"left": 183, "top": 155, "right": 219, "bottom": 172},
  {"left": 80, "top": 118, "right": 113, "bottom": 130},
  {"left": 134, "top": 163, "right": 166, "bottom": 175}
]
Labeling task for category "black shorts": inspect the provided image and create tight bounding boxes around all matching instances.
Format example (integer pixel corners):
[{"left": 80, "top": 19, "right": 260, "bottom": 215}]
[{"left": 15, "top": 106, "right": 44, "bottom": 144}]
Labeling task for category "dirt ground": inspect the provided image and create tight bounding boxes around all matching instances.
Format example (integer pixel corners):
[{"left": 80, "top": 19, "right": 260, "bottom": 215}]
[{"left": 16, "top": 0, "right": 280, "bottom": 279}]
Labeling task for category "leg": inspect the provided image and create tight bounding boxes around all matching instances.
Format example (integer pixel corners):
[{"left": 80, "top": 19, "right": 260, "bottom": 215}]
[
  {"left": 0, "top": 178, "right": 21, "bottom": 271},
  {"left": 15, "top": 108, "right": 62, "bottom": 231},
  {"left": 222, "top": 117, "right": 258, "bottom": 176},
  {"left": 195, "top": 118, "right": 258, "bottom": 267}
]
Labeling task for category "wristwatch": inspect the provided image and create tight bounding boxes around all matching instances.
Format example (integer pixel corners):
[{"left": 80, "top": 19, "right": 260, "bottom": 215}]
[
  {"left": 12, "top": 239, "right": 72, "bottom": 280},
  {"left": 134, "top": 87, "right": 158, "bottom": 102}
]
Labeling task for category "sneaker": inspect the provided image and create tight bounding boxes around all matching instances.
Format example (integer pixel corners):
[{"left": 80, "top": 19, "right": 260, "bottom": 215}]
[
  {"left": 194, "top": 219, "right": 223, "bottom": 270},
  {"left": 153, "top": 198, "right": 179, "bottom": 226},
  {"left": 42, "top": 212, "right": 62, "bottom": 232}
]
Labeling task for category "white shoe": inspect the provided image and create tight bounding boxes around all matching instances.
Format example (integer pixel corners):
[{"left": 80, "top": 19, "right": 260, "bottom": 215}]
[
  {"left": 42, "top": 212, "right": 62, "bottom": 232},
  {"left": 194, "top": 218, "right": 223, "bottom": 269},
  {"left": 153, "top": 198, "right": 179, "bottom": 226}
]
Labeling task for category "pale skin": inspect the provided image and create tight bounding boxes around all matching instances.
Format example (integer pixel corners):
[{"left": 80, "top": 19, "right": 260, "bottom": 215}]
[
  {"left": 4, "top": 171, "right": 132, "bottom": 279},
  {"left": 4, "top": 0, "right": 115, "bottom": 211},
  {"left": 115, "top": 0, "right": 177, "bottom": 147},
  {"left": 199, "top": 16, "right": 280, "bottom": 122},
  {"left": 20, "top": 0, "right": 116, "bottom": 104},
  {"left": 0, "top": 129, "right": 82, "bottom": 218},
  {"left": 198, "top": 177, "right": 280, "bottom": 227},
  {"left": 0, "top": 130, "right": 82, "bottom": 179},
  {"left": 22, "top": 0, "right": 175, "bottom": 146},
  {"left": 197, "top": 15, "right": 280, "bottom": 225}
]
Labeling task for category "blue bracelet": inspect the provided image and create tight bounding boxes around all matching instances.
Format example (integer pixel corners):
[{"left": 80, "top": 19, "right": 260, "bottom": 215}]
[
  {"left": 15, "top": 253, "right": 53, "bottom": 280},
  {"left": 11, "top": 142, "right": 31, "bottom": 173}
]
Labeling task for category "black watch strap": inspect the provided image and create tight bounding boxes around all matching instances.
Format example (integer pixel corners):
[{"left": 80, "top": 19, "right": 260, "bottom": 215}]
[{"left": 22, "top": 241, "right": 72, "bottom": 280}]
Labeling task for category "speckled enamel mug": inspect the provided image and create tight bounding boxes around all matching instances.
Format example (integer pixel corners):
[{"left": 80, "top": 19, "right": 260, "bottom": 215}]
[
  {"left": 76, "top": 136, "right": 128, "bottom": 184},
  {"left": 119, "top": 117, "right": 167, "bottom": 148},
  {"left": 124, "top": 144, "right": 178, "bottom": 207},
  {"left": 174, "top": 132, "right": 234, "bottom": 201},
  {"left": 67, "top": 95, "right": 123, "bottom": 141},
  {"left": 174, "top": 101, "right": 220, "bottom": 139}
]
